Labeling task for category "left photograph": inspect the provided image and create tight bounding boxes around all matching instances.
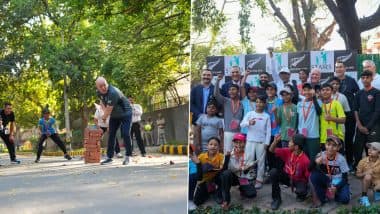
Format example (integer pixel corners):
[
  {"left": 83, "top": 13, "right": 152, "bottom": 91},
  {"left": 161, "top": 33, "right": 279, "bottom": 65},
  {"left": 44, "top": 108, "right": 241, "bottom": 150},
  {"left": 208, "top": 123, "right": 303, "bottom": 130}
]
[{"left": 0, "top": 1, "right": 189, "bottom": 213}]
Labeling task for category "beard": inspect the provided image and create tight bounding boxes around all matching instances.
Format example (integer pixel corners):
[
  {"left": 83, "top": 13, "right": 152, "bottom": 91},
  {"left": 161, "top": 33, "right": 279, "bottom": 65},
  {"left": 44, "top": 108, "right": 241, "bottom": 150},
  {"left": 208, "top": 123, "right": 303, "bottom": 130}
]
[{"left": 260, "top": 80, "right": 268, "bottom": 87}]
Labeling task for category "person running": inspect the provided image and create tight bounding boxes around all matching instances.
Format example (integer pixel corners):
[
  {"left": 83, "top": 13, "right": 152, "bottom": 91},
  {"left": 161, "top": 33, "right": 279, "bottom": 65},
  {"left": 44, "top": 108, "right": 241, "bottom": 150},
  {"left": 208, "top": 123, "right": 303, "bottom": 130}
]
[
  {"left": 35, "top": 108, "right": 72, "bottom": 163},
  {"left": 0, "top": 102, "right": 20, "bottom": 164}
]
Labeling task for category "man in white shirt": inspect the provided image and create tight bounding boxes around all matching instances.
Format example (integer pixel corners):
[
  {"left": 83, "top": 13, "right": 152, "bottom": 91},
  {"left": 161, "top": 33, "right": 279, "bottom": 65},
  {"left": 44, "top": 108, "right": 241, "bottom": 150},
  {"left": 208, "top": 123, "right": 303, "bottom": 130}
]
[
  {"left": 129, "top": 97, "right": 146, "bottom": 157},
  {"left": 358, "top": 60, "right": 380, "bottom": 90}
]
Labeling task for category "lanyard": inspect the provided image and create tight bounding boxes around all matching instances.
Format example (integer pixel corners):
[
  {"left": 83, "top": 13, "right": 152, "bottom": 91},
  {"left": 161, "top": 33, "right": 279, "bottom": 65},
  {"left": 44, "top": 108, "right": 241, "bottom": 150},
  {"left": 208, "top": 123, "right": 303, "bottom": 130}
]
[
  {"left": 282, "top": 104, "right": 292, "bottom": 123},
  {"left": 286, "top": 152, "right": 303, "bottom": 192},
  {"left": 302, "top": 100, "right": 313, "bottom": 122},
  {"left": 325, "top": 154, "right": 337, "bottom": 180},
  {"left": 231, "top": 99, "right": 240, "bottom": 116},
  {"left": 267, "top": 98, "right": 276, "bottom": 114}
]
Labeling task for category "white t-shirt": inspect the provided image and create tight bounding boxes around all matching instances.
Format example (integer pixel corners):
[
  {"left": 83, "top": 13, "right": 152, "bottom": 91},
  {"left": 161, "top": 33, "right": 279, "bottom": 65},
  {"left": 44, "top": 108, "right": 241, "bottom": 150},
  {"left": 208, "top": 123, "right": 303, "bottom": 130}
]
[
  {"left": 94, "top": 107, "right": 109, "bottom": 128},
  {"left": 132, "top": 104, "right": 143, "bottom": 123},
  {"left": 240, "top": 111, "right": 271, "bottom": 145}
]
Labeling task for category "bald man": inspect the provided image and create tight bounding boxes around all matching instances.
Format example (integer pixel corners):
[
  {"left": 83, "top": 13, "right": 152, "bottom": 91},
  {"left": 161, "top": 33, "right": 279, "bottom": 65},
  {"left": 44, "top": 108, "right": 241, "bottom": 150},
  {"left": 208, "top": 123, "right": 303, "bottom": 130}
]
[
  {"left": 358, "top": 60, "right": 380, "bottom": 90},
  {"left": 96, "top": 77, "right": 133, "bottom": 165}
]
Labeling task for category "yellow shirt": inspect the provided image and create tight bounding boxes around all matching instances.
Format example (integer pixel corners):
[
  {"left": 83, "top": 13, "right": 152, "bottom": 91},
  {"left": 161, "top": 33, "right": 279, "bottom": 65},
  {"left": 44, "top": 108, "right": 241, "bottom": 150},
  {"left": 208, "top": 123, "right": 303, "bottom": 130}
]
[
  {"left": 320, "top": 100, "right": 345, "bottom": 143},
  {"left": 198, "top": 152, "right": 224, "bottom": 182}
]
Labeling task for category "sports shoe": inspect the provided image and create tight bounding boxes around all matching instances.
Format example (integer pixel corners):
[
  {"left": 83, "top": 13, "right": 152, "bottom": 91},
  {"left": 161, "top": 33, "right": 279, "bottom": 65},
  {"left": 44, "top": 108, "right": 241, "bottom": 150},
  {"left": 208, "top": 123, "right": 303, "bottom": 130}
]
[
  {"left": 11, "top": 159, "right": 21, "bottom": 164},
  {"left": 255, "top": 181, "right": 263, "bottom": 189},
  {"left": 34, "top": 159, "right": 40, "bottom": 163},
  {"left": 271, "top": 199, "right": 282, "bottom": 210},
  {"left": 188, "top": 200, "right": 197, "bottom": 211},
  {"left": 122, "top": 156, "right": 130, "bottom": 165},
  {"left": 359, "top": 196, "right": 371, "bottom": 207},
  {"left": 141, "top": 153, "right": 146, "bottom": 157},
  {"left": 374, "top": 191, "right": 380, "bottom": 202},
  {"left": 64, "top": 154, "right": 72, "bottom": 160},
  {"left": 100, "top": 158, "right": 113, "bottom": 165},
  {"left": 116, "top": 153, "right": 123, "bottom": 158}
]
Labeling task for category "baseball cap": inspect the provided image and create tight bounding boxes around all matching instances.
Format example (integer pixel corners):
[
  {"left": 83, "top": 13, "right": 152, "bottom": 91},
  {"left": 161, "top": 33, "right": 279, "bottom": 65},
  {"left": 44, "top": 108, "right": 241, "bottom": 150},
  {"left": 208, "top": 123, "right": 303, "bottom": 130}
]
[
  {"left": 248, "top": 86, "right": 259, "bottom": 93},
  {"left": 279, "top": 67, "right": 290, "bottom": 74},
  {"left": 280, "top": 86, "right": 292, "bottom": 96},
  {"left": 233, "top": 133, "right": 246, "bottom": 142},
  {"left": 326, "top": 135, "right": 342, "bottom": 146},
  {"left": 367, "top": 142, "right": 380, "bottom": 151},
  {"left": 267, "top": 82, "right": 277, "bottom": 91}
]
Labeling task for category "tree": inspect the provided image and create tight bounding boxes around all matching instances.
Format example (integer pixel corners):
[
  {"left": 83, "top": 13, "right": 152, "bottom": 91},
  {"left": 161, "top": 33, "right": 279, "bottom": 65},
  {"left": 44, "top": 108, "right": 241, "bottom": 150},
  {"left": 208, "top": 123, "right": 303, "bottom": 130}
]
[{"left": 323, "top": 0, "right": 380, "bottom": 53}]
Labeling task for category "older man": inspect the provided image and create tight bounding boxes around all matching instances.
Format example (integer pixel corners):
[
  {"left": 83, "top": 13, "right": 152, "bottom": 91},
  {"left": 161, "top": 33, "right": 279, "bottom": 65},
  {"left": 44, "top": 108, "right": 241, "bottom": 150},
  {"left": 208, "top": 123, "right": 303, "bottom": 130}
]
[
  {"left": 358, "top": 60, "right": 380, "bottom": 90},
  {"left": 190, "top": 69, "right": 215, "bottom": 125},
  {"left": 96, "top": 77, "right": 133, "bottom": 165},
  {"left": 221, "top": 66, "right": 250, "bottom": 98}
]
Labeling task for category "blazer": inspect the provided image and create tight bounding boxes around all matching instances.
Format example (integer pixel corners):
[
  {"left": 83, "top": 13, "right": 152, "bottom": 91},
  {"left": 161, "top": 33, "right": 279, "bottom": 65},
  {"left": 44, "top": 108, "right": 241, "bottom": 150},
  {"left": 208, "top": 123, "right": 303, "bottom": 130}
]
[{"left": 190, "top": 84, "right": 215, "bottom": 124}]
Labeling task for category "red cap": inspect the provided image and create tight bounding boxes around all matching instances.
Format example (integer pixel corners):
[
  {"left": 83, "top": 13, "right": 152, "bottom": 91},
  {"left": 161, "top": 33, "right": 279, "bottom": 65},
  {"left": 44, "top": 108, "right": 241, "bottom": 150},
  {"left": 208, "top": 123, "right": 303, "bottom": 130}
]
[{"left": 233, "top": 133, "right": 246, "bottom": 142}]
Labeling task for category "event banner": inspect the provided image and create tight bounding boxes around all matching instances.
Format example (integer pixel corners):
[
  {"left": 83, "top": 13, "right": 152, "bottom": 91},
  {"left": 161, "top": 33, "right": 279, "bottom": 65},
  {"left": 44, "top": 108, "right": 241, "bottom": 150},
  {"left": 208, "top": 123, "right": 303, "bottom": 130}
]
[{"left": 206, "top": 50, "right": 358, "bottom": 86}]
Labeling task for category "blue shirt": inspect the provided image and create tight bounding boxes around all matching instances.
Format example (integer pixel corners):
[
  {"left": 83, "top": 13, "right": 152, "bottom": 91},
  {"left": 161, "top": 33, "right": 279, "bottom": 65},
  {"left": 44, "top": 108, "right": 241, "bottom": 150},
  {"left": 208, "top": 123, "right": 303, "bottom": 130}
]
[
  {"left": 265, "top": 97, "right": 283, "bottom": 136},
  {"left": 189, "top": 160, "right": 197, "bottom": 175},
  {"left": 202, "top": 87, "right": 211, "bottom": 113},
  {"left": 241, "top": 97, "right": 256, "bottom": 134},
  {"left": 38, "top": 117, "right": 57, "bottom": 135},
  {"left": 297, "top": 99, "right": 321, "bottom": 138}
]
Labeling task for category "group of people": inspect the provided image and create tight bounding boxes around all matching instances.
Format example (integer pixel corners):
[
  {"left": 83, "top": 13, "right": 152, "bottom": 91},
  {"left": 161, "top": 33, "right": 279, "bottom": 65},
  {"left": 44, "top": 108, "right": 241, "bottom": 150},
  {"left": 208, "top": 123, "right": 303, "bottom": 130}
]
[
  {"left": 0, "top": 77, "right": 163, "bottom": 166},
  {"left": 189, "top": 51, "right": 380, "bottom": 210}
]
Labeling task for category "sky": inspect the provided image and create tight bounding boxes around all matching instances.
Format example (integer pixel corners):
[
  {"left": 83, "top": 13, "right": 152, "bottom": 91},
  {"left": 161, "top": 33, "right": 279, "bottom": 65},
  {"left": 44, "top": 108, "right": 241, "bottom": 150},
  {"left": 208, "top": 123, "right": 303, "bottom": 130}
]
[{"left": 191, "top": 0, "right": 380, "bottom": 53}]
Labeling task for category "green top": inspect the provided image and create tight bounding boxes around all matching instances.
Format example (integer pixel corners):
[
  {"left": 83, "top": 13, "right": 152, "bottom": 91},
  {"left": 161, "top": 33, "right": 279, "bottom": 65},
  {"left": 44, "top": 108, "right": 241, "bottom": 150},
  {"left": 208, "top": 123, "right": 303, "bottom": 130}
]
[{"left": 277, "top": 103, "right": 297, "bottom": 141}]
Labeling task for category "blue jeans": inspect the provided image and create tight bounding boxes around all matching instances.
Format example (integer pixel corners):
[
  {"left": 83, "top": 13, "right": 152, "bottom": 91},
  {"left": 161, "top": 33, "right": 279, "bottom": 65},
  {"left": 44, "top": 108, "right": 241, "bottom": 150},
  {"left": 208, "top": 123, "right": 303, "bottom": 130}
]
[
  {"left": 310, "top": 170, "right": 350, "bottom": 204},
  {"left": 108, "top": 114, "right": 132, "bottom": 158}
]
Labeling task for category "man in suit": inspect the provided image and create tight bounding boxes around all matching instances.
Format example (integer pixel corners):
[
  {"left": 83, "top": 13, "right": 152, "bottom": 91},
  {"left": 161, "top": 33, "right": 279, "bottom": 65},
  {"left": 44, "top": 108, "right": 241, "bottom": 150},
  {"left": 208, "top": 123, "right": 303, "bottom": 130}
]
[
  {"left": 190, "top": 68, "right": 215, "bottom": 125},
  {"left": 221, "top": 66, "right": 250, "bottom": 98}
]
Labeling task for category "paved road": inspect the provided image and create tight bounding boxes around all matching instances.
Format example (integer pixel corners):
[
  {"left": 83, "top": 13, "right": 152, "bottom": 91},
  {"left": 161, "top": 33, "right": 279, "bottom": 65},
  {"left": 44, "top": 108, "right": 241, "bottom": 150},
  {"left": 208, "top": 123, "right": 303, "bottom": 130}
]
[{"left": 0, "top": 154, "right": 187, "bottom": 214}]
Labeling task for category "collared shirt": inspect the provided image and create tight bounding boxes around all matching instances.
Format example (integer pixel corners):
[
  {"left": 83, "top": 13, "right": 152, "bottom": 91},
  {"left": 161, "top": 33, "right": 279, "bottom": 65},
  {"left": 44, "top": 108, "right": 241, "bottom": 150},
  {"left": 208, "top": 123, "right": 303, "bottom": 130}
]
[
  {"left": 202, "top": 86, "right": 211, "bottom": 113},
  {"left": 131, "top": 104, "right": 143, "bottom": 123}
]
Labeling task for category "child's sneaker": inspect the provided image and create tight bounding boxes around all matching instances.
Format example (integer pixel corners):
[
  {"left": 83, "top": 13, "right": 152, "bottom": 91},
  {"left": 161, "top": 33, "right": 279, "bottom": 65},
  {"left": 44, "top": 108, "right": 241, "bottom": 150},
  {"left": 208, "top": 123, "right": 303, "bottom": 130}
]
[
  {"left": 255, "top": 181, "right": 263, "bottom": 189},
  {"left": 359, "top": 196, "right": 371, "bottom": 207},
  {"left": 374, "top": 191, "right": 380, "bottom": 202}
]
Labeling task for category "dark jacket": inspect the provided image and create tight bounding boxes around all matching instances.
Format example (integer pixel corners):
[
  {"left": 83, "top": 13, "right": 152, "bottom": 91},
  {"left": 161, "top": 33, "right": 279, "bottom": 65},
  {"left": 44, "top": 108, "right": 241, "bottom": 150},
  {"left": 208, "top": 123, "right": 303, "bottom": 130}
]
[{"left": 190, "top": 84, "right": 215, "bottom": 125}]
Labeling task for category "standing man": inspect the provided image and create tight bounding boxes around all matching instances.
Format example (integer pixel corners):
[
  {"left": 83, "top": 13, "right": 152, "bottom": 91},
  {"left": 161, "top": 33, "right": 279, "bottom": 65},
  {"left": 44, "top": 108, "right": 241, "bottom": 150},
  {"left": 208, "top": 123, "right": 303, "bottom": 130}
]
[
  {"left": 221, "top": 66, "right": 250, "bottom": 98},
  {"left": 0, "top": 102, "right": 20, "bottom": 164},
  {"left": 95, "top": 77, "right": 133, "bottom": 165},
  {"left": 334, "top": 60, "right": 359, "bottom": 169},
  {"left": 358, "top": 60, "right": 380, "bottom": 90},
  {"left": 156, "top": 113, "right": 167, "bottom": 146},
  {"left": 190, "top": 68, "right": 215, "bottom": 125},
  {"left": 129, "top": 97, "right": 146, "bottom": 157}
]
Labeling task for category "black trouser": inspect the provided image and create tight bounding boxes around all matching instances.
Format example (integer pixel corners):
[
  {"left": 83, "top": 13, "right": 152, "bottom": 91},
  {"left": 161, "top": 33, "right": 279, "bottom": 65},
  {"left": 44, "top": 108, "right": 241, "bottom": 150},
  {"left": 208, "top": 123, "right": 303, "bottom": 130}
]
[
  {"left": 189, "top": 173, "right": 198, "bottom": 201},
  {"left": 100, "top": 127, "right": 120, "bottom": 154},
  {"left": 0, "top": 132, "right": 16, "bottom": 161},
  {"left": 219, "top": 170, "right": 242, "bottom": 203},
  {"left": 267, "top": 136, "right": 282, "bottom": 171},
  {"left": 193, "top": 175, "right": 222, "bottom": 206},
  {"left": 36, "top": 133, "right": 67, "bottom": 160},
  {"left": 269, "top": 168, "right": 308, "bottom": 200},
  {"left": 108, "top": 114, "right": 132, "bottom": 158},
  {"left": 353, "top": 124, "right": 380, "bottom": 170},
  {"left": 130, "top": 122, "right": 146, "bottom": 155},
  {"left": 344, "top": 114, "right": 356, "bottom": 166}
]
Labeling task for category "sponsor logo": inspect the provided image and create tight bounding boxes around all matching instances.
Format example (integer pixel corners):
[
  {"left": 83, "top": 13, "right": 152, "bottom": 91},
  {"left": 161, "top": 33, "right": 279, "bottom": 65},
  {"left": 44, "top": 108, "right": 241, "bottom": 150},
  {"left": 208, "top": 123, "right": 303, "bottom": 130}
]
[
  {"left": 207, "top": 58, "right": 221, "bottom": 70},
  {"left": 247, "top": 57, "right": 262, "bottom": 69},
  {"left": 336, "top": 53, "right": 353, "bottom": 62},
  {"left": 368, "top": 94, "right": 374, "bottom": 102},
  {"left": 290, "top": 55, "right": 306, "bottom": 67}
]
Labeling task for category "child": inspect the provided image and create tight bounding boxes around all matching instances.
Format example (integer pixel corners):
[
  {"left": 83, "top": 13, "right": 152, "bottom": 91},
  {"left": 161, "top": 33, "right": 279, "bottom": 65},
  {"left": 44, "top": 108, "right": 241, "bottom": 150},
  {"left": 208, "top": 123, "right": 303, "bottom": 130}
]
[
  {"left": 319, "top": 83, "right": 346, "bottom": 150},
  {"left": 297, "top": 83, "right": 322, "bottom": 161},
  {"left": 309, "top": 136, "right": 350, "bottom": 207},
  {"left": 240, "top": 95, "right": 271, "bottom": 189},
  {"left": 214, "top": 74, "right": 244, "bottom": 154},
  {"left": 188, "top": 144, "right": 198, "bottom": 211},
  {"left": 195, "top": 101, "right": 224, "bottom": 152},
  {"left": 269, "top": 134, "right": 310, "bottom": 210},
  {"left": 94, "top": 103, "right": 122, "bottom": 158},
  {"left": 277, "top": 86, "right": 297, "bottom": 148},
  {"left": 35, "top": 108, "right": 72, "bottom": 163},
  {"left": 353, "top": 70, "right": 380, "bottom": 171},
  {"left": 356, "top": 142, "right": 380, "bottom": 207},
  {"left": 240, "top": 70, "right": 258, "bottom": 134},
  {"left": 191, "top": 137, "right": 224, "bottom": 206},
  {"left": 219, "top": 133, "right": 256, "bottom": 210}
]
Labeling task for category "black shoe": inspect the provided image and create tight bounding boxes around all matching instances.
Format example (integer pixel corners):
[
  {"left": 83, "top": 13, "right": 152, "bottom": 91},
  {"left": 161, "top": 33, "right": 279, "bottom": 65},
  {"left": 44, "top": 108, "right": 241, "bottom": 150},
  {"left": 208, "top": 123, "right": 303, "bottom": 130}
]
[
  {"left": 11, "top": 159, "right": 21, "bottom": 164},
  {"left": 141, "top": 153, "right": 146, "bottom": 157},
  {"left": 101, "top": 158, "right": 113, "bottom": 165},
  {"left": 34, "top": 159, "right": 40, "bottom": 163},
  {"left": 64, "top": 154, "right": 72, "bottom": 160},
  {"left": 215, "top": 191, "right": 223, "bottom": 204},
  {"left": 271, "top": 199, "right": 282, "bottom": 210}
]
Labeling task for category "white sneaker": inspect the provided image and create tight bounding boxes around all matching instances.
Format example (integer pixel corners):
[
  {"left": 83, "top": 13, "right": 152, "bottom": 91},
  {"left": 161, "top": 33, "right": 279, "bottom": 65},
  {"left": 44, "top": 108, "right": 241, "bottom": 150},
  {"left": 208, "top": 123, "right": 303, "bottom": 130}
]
[
  {"left": 122, "top": 156, "right": 130, "bottom": 165},
  {"left": 188, "top": 200, "right": 197, "bottom": 211},
  {"left": 116, "top": 153, "right": 123, "bottom": 158}
]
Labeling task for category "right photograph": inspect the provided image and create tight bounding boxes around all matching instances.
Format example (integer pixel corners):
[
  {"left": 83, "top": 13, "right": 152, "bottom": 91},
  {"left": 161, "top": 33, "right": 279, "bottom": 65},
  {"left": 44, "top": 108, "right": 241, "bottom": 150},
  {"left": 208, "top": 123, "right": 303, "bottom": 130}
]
[{"left": 189, "top": 0, "right": 380, "bottom": 212}]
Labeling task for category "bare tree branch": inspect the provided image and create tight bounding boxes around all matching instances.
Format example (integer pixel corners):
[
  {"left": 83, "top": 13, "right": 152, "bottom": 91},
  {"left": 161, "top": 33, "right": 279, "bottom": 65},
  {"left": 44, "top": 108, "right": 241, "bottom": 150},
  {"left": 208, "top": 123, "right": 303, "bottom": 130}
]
[
  {"left": 291, "top": 0, "right": 305, "bottom": 48},
  {"left": 316, "top": 20, "right": 336, "bottom": 49},
  {"left": 359, "top": 4, "right": 380, "bottom": 32}
]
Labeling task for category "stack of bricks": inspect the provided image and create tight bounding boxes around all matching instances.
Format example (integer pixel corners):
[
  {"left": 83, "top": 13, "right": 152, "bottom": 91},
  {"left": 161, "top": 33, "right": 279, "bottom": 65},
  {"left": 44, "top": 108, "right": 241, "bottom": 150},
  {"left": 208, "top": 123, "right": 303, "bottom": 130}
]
[{"left": 83, "top": 127, "right": 102, "bottom": 163}]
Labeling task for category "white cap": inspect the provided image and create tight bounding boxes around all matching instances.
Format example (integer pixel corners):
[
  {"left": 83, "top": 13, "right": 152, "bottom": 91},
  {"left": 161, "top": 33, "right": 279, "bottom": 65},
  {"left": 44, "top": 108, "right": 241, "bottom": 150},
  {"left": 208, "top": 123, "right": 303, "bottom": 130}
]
[
  {"left": 367, "top": 142, "right": 380, "bottom": 151},
  {"left": 280, "top": 86, "right": 292, "bottom": 95},
  {"left": 280, "top": 67, "right": 290, "bottom": 74}
]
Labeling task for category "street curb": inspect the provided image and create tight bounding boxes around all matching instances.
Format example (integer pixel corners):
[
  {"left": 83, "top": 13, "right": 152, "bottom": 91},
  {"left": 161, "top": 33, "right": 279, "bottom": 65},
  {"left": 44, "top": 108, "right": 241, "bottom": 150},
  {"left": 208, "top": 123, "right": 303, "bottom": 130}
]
[
  {"left": 43, "top": 150, "right": 106, "bottom": 157},
  {"left": 160, "top": 145, "right": 187, "bottom": 155}
]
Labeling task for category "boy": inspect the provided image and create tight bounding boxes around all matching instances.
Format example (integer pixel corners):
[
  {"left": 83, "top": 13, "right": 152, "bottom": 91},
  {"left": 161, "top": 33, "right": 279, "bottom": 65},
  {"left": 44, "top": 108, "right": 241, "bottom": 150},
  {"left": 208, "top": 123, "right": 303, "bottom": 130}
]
[
  {"left": 191, "top": 137, "right": 224, "bottom": 206},
  {"left": 188, "top": 144, "right": 198, "bottom": 211},
  {"left": 319, "top": 83, "right": 346, "bottom": 150},
  {"left": 240, "top": 69, "right": 258, "bottom": 134},
  {"left": 277, "top": 86, "right": 297, "bottom": 148},
  {"left": 214, "top": 74, "right": 244, "bottom": 154},
  {"left": 219, "top": 133, "right": 256, "bottom": 210},
  {"left": 35, "top": 108, "right": 72, "bottom": 163},
  {"left": 240, "top": 95, "right": 271, "bottom": 189},
  {"left": 195, "top": 101, "right": 224, "bottom": 152},
  {"left": 269, "top": 134, "right": 310, "bottom": 210},
  {"left": 297, "top": 83, "right": 322, "bottom": 161},
  {"left": 353, "top": 70, "right": 380, "bottom": 171},
  {"left": 309, "top": 136, "right": 350, "bottom": 207},
  {"left": 0, "top": 102, "right": 20, "bottom": 164},
  {"left": 356, "top": 142, "right": 380, "bottom": 207}
]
